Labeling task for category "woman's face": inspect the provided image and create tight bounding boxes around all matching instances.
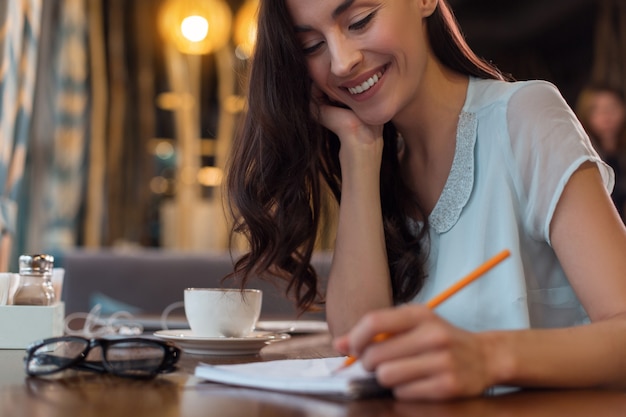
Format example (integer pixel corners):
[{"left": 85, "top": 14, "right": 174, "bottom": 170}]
[
  {"left": 285, "top": 0, "right": 435, "bottom": 126},
  {"left": 588, "top": 90, "right": 626, "bottom": 145}
]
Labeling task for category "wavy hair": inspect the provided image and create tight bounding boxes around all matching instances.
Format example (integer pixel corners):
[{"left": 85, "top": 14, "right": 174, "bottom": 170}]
[{"left": 225, "top": 0, "right": 509, "bottom": 313}]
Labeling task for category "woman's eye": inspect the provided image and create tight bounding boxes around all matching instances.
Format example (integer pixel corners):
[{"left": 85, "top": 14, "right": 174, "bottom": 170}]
[
  {"left": 349, "top": 10, "right": 377, "bottom": 31},
  {"left": 303, "top": 42, "right": 324, "bottom": 55}
]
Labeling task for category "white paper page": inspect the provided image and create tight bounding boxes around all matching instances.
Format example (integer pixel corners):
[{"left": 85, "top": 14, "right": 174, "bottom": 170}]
[{"left": 195, "top": 357, "right": 385, "bottom": 399}]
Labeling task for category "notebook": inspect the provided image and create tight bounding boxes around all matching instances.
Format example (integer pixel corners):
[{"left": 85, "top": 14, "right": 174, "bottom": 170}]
[{"left": 194, "top": 356, "right": 388, "bottom": 399}]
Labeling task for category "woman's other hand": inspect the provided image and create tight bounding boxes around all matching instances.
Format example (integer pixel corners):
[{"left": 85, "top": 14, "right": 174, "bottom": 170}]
[{"left": 334, "top": 304, "right": 498, "bottom": 401}]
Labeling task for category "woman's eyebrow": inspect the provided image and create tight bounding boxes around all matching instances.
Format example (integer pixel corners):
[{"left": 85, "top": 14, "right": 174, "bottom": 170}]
[
  {"left": 293, "top": 0, "right": 356, "bottom": 33},
  {"left": 332, "top": 0, "right": 356, "bottom": 19}
]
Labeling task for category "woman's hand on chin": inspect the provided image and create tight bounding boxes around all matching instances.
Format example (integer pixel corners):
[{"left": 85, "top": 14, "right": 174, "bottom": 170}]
[{"left": 311, "top": 84, "right": 383, "bottom": 148}]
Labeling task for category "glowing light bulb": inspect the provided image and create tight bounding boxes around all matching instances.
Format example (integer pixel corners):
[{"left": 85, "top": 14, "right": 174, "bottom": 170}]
[
  {"left": 180, "top": 15, "right": 209, "bottom": 42},
  {"left": 159, "top": 0, "right": 232, "bottom": 55}
]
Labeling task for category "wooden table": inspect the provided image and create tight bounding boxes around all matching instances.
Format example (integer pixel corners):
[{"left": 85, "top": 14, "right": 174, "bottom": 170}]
[{"left": 1, "top": 333, "right": 626, "bottom": 416}]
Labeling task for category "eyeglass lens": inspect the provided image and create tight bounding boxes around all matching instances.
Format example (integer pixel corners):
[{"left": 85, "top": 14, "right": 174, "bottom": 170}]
[
  {"left": 105, "top": 341, "right": 166, "bottom": 376},
  {"left": 27, "top": 338, "right": 90, "bottom": 375}
]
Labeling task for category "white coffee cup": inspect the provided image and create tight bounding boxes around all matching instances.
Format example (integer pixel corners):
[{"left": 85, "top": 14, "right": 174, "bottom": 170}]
[{"left": 184, "top": 288, "right": 262, "bottom": 338}]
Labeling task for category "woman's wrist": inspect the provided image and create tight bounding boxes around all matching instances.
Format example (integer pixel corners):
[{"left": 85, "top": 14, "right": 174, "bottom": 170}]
[
  {"left": 477, "top": 330, "right": 518, "bottom": 388},
  {"left": 338, "top": 134, "right": 384, "bottom": 169},
  {"left": 338, "top": 149, "right": 383, "bottom": 190}
]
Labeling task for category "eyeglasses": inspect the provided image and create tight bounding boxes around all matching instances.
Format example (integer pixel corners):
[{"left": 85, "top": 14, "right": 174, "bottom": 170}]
[{"left": 24, "top": 336, "right": 181, "bottom": 379}]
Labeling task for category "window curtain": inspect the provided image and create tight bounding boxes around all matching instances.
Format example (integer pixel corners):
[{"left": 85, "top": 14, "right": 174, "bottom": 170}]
[
  {"left": 17, "top": 0, "right": 88, "bottom": 267},
  {"left": 0, "top": 0, "right": 42, "bottom": 271},
  {"left": 21, "top": 0, "right": 162, "bottom": 258}
]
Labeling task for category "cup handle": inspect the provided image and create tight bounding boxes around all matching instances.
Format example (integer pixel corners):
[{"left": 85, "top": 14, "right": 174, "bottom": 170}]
[{"left": 160, "top": 300, "right": 185, "bottom": 330}]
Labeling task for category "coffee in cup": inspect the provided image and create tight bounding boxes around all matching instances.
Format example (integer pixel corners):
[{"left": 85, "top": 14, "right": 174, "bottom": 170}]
[{"left": 184, "top": 288, "right": 262, "bottom": 338}]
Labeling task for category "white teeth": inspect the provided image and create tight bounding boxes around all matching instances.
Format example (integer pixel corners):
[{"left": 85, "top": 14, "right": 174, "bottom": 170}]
[{"left": 348, "top": 72, "right": 382, "bottom": 95}]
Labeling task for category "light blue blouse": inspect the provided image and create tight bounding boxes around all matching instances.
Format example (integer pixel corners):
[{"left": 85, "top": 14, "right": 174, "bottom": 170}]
[{"left": 411, "top": 77, "right": 613, "bottom": 331}]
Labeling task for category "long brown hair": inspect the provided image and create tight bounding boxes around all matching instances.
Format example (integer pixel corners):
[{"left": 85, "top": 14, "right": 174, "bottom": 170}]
[{"left": 226, "top": 0, "right": 508, "bottom": 313}]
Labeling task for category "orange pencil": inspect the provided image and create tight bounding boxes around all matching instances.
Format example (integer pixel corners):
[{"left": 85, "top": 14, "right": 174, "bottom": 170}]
[
  {"left": 425, "top": 249, "right": 511, "bottom": 309},
  {"left": 336, "top": 249, "right": 511, "bottom": 371}
]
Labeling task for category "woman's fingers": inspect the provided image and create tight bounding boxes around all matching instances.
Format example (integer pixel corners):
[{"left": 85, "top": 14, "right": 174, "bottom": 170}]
[
  {"left": 335, "top": 304, "right": 494, "bottom": 399},
  {"left": 342, "top": 304, "right": 433, "bottom": 358},
  {"left": 359, "top": 314, "right": 455, "bottom": 370}
]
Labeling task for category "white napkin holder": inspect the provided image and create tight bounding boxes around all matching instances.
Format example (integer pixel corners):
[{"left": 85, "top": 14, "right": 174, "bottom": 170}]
[{"left": 0, "top": 302, "right": 65, "bottom": 349}]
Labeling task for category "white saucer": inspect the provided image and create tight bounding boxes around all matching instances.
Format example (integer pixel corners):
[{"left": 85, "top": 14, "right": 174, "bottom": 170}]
[
  {"left": 153, "top": 330, "right": 290, "bottom": 356},
  {"left": 255, "top": 320, "right": 329, "bottom": 334}
]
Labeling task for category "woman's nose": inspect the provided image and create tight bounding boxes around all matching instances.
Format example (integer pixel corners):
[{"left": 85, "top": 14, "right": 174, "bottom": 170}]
[{"left": 328, "top": 35, "right": 361, "bottom": 77}]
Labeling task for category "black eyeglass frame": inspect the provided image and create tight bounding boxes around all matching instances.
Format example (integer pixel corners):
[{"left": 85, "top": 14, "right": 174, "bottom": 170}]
[{"left": 24, "top": 336, "right": 181, "bottom": 379}]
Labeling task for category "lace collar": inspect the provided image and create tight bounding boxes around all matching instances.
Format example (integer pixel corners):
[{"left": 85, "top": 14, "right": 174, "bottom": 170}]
[{"left": 428, "top": 111, "right": 477, "bottom": 233}]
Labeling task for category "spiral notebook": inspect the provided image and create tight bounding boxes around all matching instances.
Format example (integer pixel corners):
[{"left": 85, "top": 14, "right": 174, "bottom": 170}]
[{"left": 194, "top": 357, "right": 388, "bottom": 399}]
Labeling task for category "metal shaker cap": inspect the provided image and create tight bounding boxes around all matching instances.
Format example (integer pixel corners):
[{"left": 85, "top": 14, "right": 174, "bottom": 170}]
[{"left": 19, "top": 254, "right": 54, "bottom": 274}]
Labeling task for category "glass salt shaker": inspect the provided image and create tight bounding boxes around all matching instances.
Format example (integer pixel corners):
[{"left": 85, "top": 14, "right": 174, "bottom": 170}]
[{"left": 12, "top": 254, "right": 55, "bottom": 306}]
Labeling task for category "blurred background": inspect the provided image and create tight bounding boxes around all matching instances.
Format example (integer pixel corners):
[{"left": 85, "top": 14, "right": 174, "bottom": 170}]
[{"left": 1, "top": 0, "right": 622, "bottom": 272}]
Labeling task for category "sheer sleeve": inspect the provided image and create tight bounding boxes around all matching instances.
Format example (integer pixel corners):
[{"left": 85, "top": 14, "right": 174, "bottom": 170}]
[{"left": 506, "top": 81, "right": 614, "bottom": 244}]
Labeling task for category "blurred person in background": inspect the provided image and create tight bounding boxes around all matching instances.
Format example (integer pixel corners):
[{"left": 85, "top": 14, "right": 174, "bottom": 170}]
[{"left": 577, "top": 84, "right": 626, "bottom": 220}]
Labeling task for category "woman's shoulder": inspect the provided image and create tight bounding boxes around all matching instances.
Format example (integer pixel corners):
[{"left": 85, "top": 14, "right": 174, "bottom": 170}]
[{"left": 465, "top": 77, "right": 563, "bottom": 114}]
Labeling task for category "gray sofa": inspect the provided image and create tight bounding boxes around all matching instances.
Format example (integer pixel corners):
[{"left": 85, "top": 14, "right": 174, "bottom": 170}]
[{"left": 59, "top": 249, "right": 332, "bottom": 321}]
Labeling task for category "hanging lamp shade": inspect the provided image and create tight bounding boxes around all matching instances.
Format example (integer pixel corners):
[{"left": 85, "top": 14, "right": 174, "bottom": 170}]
[
  {"left": 233, "top": 0, "right": 258, "bottom": 60},
  {"left": 158, "top": 0, "right": 232, "bottom": 55}
]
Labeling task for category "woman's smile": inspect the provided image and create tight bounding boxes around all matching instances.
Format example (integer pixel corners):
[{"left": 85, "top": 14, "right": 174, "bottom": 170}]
[{"left": 347, "top": 71, "right": 383, "bottom": 95}]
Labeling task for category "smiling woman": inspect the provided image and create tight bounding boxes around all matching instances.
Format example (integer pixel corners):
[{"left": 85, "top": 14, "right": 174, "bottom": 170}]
[{"left": 226, "top": 0, "right": 626, "bottom": 401}]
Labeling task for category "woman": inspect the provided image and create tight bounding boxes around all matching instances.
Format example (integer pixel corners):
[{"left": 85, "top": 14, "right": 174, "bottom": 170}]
[
  {"left": 576, "top": 85, "right": 626, "bottom": 220},
  {"left": 226, "top": 0, "right": 626, "bottom": 400}
]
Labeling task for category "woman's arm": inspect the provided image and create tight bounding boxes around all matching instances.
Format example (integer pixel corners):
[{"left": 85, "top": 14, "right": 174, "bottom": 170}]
[
  {"left": 314, "top": 100, "right": 393, "bottom": 337},
  {"left": 334, "top": 162, "right": 626, "bottom": 400},
  {"left": 486, "top": 161, "right": 626, "bottom": 388},
  {"left": 325, "top": 129, "right": 393, "bottom": 336}
]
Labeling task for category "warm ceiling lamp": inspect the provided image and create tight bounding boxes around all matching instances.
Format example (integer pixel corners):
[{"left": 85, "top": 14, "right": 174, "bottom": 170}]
[
  {"left": 233, "top": 0, "right": 259, "bottom": 60},
  {"left": 180, "top": 15, "right": 209, "bottom": 42},
  {"left": 159, "top": 0, "right": 233, "bottom": 55}
]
